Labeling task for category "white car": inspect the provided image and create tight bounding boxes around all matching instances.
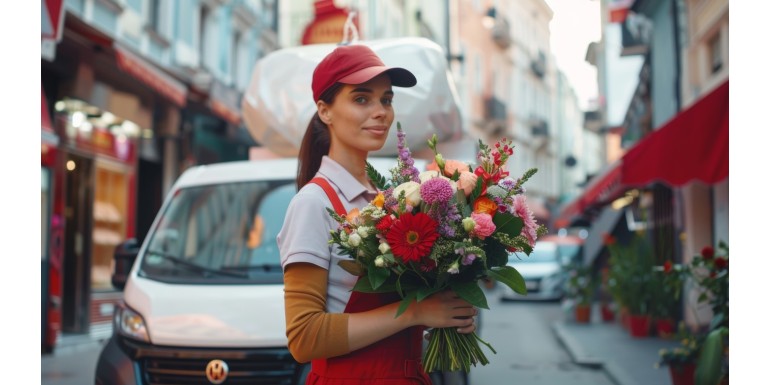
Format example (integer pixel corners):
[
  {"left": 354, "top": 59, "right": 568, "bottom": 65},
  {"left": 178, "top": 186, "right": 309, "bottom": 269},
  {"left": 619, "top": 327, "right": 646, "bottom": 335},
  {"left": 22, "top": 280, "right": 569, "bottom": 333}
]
[
  {"left": 94, "top": 157, "right": 414, "bottom": 385},
  {"left": 499, "top": 239, "right": 579, "bottom": 301}
]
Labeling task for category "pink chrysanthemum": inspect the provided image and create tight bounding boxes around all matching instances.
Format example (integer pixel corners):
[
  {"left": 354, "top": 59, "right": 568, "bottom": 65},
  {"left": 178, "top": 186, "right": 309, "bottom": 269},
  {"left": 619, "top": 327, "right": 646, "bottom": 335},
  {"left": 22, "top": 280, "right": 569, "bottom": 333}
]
[
  {"left": 420, "top": 178, "right": 454, "bottom": 205},
  {"left": 512, "top": 195, "right": 538, "bottom": 247}
]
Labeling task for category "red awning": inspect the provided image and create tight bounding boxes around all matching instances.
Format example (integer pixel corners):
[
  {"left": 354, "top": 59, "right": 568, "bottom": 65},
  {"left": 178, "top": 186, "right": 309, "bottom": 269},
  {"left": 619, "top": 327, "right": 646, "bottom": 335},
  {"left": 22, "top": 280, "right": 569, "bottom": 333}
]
[
  {"left": 555, "top": 80, "right": 728, "bottom": 229},
  {"left": 114, "top": 43, "right": 187, "bottom": 107},
  {"left": 621, "top": 80, "right": 728, "bottom": 187},
  {"left": 555, "top": 160, "right": 625, "bottom": 228}
]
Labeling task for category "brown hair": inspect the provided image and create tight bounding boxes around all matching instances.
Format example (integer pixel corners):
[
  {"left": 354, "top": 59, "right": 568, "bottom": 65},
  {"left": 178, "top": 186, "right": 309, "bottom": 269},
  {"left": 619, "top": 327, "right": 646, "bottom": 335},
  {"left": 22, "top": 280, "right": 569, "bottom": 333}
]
[{"left": 296, "top": 83, "right": 344, "bottom": 189}]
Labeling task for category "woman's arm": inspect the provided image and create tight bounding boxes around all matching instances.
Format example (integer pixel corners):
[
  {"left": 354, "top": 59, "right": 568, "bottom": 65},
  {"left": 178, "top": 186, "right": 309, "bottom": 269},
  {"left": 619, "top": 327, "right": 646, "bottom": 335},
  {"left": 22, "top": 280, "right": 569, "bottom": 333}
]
[{"left": 283, "top": 262, "right": 477, "bottom": 362}]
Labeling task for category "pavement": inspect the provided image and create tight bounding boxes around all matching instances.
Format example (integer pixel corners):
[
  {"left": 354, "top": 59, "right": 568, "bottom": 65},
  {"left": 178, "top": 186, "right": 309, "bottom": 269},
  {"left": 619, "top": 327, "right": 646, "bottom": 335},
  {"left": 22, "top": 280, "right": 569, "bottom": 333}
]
[
  {"left": 42, "top": 308, "right": 682, "bottom": 385},
  {"left": 553, "top": 304, "right": 681, "bottom": 385}
]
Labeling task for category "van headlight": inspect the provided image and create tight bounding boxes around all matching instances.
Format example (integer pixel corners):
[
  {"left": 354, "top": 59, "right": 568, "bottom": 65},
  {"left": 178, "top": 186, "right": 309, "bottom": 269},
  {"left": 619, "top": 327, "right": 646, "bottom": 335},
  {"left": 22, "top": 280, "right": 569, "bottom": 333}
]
[{"left": 114, "top": 303, "right": 150, "bottom": 342}]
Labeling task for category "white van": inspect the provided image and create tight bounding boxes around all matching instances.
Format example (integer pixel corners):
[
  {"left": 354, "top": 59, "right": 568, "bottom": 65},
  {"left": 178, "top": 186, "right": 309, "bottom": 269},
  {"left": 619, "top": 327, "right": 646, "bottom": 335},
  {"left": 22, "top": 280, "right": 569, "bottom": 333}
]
[{"left": 94, "top": 157, "right": 420, "bottom": 385}]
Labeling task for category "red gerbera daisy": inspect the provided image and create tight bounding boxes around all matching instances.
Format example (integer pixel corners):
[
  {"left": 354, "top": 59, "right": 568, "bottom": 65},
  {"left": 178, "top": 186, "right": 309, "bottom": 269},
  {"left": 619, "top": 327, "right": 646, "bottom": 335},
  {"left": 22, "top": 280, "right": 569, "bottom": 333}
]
[
  {"left": 376, "top": 214, "right": 395, "bottom": 235},
  {"left": 385, "top": 212, "right": 439, "bottom": 263}
]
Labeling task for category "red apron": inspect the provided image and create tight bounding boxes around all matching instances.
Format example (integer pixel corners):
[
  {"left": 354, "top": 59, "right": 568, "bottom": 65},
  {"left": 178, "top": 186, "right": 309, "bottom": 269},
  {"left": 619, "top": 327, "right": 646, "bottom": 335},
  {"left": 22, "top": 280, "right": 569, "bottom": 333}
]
[{"left": 307, "top": 178, "right": 432, "bottom": 385}]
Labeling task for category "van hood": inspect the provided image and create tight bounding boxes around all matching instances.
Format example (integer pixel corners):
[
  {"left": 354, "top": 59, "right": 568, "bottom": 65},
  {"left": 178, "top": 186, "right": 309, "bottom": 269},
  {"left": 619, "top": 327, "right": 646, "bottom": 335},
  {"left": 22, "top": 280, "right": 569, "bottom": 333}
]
[
  {"left": 508, "top": 262, "right": 562, "bottom": 279},
  {"left": 124, "top": 276, "right": 287, "bottom": 348}
]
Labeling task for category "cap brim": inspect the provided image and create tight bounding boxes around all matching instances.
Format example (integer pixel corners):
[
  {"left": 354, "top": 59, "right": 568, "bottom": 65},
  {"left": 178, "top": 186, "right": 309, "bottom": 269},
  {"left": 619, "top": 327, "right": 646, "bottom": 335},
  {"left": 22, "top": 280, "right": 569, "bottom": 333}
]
[{"left": 338, "top": 66, "right": 417, "bottom": 88}]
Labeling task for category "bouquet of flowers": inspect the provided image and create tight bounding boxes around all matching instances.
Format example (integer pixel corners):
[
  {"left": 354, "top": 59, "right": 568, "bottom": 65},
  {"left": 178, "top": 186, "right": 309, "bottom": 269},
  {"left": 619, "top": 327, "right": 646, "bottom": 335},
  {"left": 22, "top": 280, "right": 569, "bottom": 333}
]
[{"left": 327, "top": 123, "right": 547, "bottom": 372}]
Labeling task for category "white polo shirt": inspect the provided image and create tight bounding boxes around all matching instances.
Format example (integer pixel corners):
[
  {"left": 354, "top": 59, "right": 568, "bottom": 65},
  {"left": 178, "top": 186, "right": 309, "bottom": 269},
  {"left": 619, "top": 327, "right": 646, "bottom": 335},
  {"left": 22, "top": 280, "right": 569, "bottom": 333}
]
[{"left": 277, "top": 156, "right": 379, "bottom": 313}]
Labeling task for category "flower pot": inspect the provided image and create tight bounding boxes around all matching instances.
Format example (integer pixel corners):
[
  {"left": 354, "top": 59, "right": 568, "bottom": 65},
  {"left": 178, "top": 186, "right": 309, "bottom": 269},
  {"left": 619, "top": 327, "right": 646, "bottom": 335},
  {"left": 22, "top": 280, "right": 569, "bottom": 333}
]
[
  {"left": 600, "top": 304, "right": 615, "bottom": 322},
  {"left": 655, "top": 318, "right": 676, "bottom": 339},
  {"left": 628, "top": 314, "right": 651, "bottom": 338},
  {"left": 574, "top": 304, "right": 591, "bottom": 323},
  {"left": 668, "top": 363, "right": 695, "bottom": 385}
]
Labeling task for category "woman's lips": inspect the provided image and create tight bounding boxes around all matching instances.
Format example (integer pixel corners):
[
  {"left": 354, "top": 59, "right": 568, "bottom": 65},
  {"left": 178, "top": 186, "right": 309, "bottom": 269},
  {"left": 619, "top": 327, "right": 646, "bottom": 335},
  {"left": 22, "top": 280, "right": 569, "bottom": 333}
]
[{"left": 363, "top": 125, "right": 388, "bottom": 135}]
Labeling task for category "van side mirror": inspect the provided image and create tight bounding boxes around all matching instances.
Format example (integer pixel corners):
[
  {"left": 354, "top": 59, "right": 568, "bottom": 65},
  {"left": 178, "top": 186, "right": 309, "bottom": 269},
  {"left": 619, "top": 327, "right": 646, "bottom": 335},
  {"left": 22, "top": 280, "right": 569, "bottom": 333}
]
[{"left": 112, "top": 238, "right": 140, "bottom": 290}]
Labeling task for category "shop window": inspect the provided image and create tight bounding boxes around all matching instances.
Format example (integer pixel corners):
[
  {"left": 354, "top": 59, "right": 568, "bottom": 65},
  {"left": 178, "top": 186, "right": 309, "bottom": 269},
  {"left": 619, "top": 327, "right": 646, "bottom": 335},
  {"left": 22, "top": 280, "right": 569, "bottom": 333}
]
[
  {"left": 91, "top": 160, "right": 130, "bottom": 291},
  {"left": 708, "top": 32, "right": 723, "bottom": 74}
]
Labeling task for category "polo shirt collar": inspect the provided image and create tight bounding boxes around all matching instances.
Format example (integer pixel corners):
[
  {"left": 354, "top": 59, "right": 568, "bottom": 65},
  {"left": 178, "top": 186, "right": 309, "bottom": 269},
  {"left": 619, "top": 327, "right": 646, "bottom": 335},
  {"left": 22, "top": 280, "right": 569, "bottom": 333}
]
[{"left": 317, "top": 156, "right": 376, "bottom": 202}]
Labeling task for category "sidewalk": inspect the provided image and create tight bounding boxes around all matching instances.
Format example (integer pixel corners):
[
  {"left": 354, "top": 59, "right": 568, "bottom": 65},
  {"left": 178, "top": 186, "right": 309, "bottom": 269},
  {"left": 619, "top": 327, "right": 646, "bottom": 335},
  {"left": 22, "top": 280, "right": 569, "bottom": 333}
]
[
  {"left": 42, "top": 324, "right": 112, "bottom": 385},
  {"left": 552, "top": 306, "right": 680, "bottom": 385}
]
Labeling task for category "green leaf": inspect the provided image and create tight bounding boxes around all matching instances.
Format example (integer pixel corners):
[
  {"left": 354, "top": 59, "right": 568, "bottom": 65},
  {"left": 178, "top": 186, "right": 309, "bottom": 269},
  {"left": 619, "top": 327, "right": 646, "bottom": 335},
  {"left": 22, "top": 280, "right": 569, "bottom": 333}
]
[
  {"left": 416, "top": 286, "right": 443, "bottom": 302},
  {"left": 451, "top": 280, "right": 490, "bottom": 309},
  {"left": 395, "top": 292, "right": 417, "bottom": 318},
  {"left": 365, "top": 161, "right": 390, "bottom": 190},
  {"left": 352, "top": 275, "right": 398, "bottom": 293},
  {"left": 489, "top": 266, "right": 527, "bottom": 295},
  {"left": 368, "top": 266, "right": 390, "bottom": 290},
  {"left": 492, "top": 212, "right": 524, "bottom": 238},
  {"left": 695, "top": 327, "right": 727, "bottom": 385},
  {"left": 484, "top": 237, "right": 509, "bottom": 267}
]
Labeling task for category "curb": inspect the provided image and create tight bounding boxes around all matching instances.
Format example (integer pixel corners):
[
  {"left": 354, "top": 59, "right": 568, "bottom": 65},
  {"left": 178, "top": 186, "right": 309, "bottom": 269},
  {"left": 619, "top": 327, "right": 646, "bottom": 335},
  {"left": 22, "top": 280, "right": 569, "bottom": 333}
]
[{"left": 552, "top": 321, "right": 637, "bottom": 385}]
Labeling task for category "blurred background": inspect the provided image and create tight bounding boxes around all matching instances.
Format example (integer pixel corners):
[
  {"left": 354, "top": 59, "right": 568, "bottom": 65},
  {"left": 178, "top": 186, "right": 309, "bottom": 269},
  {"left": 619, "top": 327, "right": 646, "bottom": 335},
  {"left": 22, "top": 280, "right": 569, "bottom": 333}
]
[{"left": 38, "top": 0, "right": 729, "bottom": 382}]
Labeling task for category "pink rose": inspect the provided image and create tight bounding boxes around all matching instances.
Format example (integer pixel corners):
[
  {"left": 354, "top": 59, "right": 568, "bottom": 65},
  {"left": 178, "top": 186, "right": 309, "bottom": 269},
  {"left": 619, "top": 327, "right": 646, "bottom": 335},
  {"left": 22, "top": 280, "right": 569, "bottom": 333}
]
[
  {"left": 457, "top": 171, "right": 478, "bottom": 197},
  {"left": 471, "top": 212, "right": 495, "bottom": 239}
]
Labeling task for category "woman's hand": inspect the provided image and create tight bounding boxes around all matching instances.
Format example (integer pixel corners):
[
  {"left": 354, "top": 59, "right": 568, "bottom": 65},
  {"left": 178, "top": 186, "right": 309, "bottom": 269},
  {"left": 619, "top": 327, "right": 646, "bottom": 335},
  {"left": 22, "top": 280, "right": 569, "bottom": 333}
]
[{"left": 412, "top": 290, "right": 477, "bottom": 334}]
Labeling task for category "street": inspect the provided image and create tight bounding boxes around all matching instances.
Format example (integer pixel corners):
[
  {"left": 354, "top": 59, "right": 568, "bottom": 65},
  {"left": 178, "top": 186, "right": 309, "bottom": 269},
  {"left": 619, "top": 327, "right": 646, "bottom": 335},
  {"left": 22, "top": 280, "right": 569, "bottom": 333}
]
[
  {"left": 41, "top": 289, "right": 613, "bottom": 385},
  {"left": 468, "top": 289, "right": 614, "bottom": 385}
]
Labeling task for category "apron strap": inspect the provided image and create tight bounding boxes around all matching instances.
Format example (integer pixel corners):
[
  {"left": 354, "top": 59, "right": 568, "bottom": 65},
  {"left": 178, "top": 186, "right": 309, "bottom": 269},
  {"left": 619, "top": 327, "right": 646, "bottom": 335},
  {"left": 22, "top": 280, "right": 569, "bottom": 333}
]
[{"left": 309, "top": 177, "right": 347, "bottom": 216}]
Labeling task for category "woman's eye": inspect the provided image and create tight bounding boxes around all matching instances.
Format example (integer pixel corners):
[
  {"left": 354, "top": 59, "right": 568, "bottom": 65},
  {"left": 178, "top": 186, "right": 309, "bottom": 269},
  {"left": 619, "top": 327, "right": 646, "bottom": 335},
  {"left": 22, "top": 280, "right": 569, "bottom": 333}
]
[
  {"left": 382, "top": 98, "right": 393, "bottom": 106},
  {"left": 354, "top": 96, "right": 368, "bottom": 104}
]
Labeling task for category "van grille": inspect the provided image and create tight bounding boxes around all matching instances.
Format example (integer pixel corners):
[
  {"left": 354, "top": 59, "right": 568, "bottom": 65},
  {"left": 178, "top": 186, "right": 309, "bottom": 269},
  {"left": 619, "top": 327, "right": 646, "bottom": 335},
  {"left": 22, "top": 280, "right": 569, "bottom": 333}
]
[
  {"left": 142, "top": 355, "right": 297, "bottom": 384},
  {"left": 121, "top": 338, "right": 301, "bottom": 385}
]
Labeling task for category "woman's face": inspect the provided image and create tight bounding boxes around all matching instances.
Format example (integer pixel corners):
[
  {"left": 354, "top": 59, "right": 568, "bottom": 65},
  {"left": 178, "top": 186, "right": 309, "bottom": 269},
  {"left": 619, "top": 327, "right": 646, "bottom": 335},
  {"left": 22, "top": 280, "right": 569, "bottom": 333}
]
[{"left": 319, "top": 73, "right": 395, "bottom": 155}]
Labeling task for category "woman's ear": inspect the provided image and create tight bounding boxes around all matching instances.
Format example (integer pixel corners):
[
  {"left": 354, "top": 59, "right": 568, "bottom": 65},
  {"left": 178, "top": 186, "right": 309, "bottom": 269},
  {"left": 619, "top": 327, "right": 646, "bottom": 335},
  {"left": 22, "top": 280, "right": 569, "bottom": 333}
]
[{"left": 317, "top": 101, "right": 332, "bottom": 125}]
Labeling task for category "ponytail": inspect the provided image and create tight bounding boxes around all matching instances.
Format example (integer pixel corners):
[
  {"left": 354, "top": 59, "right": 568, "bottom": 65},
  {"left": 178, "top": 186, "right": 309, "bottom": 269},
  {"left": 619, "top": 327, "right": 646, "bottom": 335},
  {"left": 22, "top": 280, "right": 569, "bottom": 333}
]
[
  {"left": 296, "top": 112, "right": 330, "bottom": 189},
  {"left": 296, "top": 83, "right": 343, "bottom": 189}
]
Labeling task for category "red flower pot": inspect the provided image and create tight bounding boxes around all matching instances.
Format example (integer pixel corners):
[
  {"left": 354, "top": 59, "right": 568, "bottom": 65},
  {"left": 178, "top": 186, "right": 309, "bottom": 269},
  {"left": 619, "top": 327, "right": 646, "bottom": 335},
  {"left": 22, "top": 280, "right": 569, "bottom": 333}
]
[
  {"left": 656, "top": 318, "right": 676, "bottom": 339},
  {"left": 668, "top": 363, "right": 695, "bottom": 385},
  {"left": 574, "top": 304, "right": 592, "bottom": 323},
  {"left": 628, "top": 314, "right": 651, "bottom": 338},
  {"left": 600, "top": 304, "right": 615, "bottom": 322}
]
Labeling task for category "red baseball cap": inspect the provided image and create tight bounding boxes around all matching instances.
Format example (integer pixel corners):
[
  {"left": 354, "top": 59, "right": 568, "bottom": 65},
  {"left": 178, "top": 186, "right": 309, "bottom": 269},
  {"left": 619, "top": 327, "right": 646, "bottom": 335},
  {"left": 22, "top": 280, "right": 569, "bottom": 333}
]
[{"left": 312, "top": 44, "right": 417, "bottom": 102}]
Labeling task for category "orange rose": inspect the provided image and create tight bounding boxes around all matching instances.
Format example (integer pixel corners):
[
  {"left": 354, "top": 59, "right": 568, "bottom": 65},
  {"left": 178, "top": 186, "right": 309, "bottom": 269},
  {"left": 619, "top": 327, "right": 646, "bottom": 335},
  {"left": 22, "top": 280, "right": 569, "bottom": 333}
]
[
  {"left": 473, "top": 196, "right": 498, "bottom": 216},
  {"left": 372, "top": 193, "right": 385, "bottom": 208},
  {"left": 427, "top": 159, "right": 471, "bottom": 177}
]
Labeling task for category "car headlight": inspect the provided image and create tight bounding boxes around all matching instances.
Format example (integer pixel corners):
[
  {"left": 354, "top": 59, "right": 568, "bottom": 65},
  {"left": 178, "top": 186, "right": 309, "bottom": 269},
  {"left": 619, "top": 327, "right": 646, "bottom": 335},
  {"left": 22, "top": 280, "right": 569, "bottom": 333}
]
[{"left": 114, "top": 303, "right": 150, "bottom": 343}]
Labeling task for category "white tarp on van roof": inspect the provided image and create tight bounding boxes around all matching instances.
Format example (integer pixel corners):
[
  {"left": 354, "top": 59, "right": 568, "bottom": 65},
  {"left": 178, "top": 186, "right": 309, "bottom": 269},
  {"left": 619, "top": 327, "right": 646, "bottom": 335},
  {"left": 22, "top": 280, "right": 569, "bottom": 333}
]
[{"left": 241, "top": 37, "right": 464, "bottom": 157}]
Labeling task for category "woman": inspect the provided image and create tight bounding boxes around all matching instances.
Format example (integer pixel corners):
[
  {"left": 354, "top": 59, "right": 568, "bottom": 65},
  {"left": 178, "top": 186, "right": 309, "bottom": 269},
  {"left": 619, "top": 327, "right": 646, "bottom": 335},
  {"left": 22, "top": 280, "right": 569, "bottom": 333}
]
[{"left": 277, "top": 44, "right": 477, "bottom": 385}]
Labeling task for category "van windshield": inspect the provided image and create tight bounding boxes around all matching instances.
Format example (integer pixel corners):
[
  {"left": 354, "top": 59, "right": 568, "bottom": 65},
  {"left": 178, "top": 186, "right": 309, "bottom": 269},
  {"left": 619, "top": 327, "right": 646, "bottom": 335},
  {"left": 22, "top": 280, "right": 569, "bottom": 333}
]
[{"left": 139, "top": 180, "right": 295, "bottom": 284}]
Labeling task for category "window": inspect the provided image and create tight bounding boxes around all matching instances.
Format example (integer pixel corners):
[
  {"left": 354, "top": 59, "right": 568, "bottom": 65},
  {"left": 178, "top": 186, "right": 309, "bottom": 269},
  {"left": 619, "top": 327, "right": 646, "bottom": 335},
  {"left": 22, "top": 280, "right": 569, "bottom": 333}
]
[
  {"left": 147, "top": 0, "right": 161, "bottom": 31},
  {"left": 708, "top": 32, "right": 723, "bottom": 74}
]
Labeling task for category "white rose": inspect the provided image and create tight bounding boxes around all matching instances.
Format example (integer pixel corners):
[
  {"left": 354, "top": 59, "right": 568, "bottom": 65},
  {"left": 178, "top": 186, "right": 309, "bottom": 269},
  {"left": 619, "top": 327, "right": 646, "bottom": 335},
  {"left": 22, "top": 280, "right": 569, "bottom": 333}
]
[
  {"left": 378, "top": 242, "right": 391, "bottom": 254},
  {"left": 348, "top": 233, "right": 362, "bottom": 247},
  {"left": 419, "top": 170, "right": 441, "bottom": 183},
  {"left": 357, "top": 226, "right": 371, "bottom": 238},
  {"left": 392, "top": 181, "right": 422, "bottom": 207},
  {"left": 375, "top": 256, "right": 386, "bottom": 267}
]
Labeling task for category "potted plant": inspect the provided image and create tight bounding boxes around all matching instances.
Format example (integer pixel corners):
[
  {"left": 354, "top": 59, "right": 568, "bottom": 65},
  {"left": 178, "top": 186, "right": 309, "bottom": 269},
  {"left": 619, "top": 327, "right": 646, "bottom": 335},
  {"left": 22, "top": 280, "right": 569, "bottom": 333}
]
[
  {"left": 656, "top": 322, "right": 701, "bottom": 385},
  {"left": 565, "top": 261, "right": 596, "bottom": 323},
  {"left": 650, "top": 260, "right": 686, "bottom": 338},
  {"left": 606, "top": 232, "right": 655, "bottom": 337},
  {"left": 689, "top": 242, "right": 729, "bottom": 385}
]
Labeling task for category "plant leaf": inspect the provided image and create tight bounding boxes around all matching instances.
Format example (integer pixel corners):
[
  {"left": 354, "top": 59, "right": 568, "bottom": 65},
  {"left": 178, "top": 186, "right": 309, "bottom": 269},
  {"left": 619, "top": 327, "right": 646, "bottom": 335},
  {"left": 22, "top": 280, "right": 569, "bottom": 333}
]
[
  {"left": 451, "top": 280, "right": 490, "bottom": 309},
  {"left": 492, "top": 212, "right": 524, "bottom": 238},
  {"left": 395, "top": 292, "right": 417, "bottom": 318},
  {"left": 368, "top": 265, "right": 390, "bottom": 290},
  {"left": 484, "top": 237, "right": 509, "bottom": 267},
  {"left": 337, "top": 260, "right": 365, "bottom": 276},
  {"left": 366, "top": 161, "right": 390, "bottom": 190},
  {"left": 489, "top": 266, "right": 527, "bottom": 295},
  {"left": 695, "top": 327, "right": 727, "bottom": 385}
]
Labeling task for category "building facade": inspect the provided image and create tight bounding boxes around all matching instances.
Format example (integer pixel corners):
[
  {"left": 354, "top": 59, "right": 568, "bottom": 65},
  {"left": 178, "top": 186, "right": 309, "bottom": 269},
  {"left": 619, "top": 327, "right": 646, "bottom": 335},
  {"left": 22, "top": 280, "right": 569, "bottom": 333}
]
[{"left": 41, "top": 0, "right": 278, "bottom": 351}]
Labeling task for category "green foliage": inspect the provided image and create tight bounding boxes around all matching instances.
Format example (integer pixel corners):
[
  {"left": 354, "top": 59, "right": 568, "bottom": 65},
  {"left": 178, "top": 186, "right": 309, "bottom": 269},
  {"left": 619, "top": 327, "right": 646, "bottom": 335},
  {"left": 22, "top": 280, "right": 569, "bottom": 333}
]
[
  {"left": 365, "top": 161, "right": 390, "bottom": 190},
  {"left": 605, "top": 232, "right": 655, "bottom": 315},
  {"left": 565, "top": 262, "right": 596, "bottom": 306}
]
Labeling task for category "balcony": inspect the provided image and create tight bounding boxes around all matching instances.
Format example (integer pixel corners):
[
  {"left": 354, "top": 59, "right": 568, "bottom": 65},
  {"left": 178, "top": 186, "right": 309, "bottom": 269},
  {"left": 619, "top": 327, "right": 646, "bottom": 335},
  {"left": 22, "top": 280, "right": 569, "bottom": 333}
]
[
  {"left": 481, "top": 96, "right": 507, "bottom": 135},
  {"left": 531, "top": 51, "right": 546, "bottom": 78},
  {"left": 484, "top": 7, "right": 512, "bottom": 50},
  {"left": 529, "top": 116, "right": 549, "bottom": 137}
]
